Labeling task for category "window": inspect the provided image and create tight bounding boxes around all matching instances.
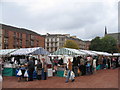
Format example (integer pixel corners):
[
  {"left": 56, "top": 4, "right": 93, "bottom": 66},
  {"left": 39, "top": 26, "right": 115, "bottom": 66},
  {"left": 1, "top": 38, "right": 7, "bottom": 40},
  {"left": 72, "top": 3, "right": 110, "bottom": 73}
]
[
  {"left": 37, "top": 40, "right": 39, "bottom": 46},
  {"left": 16, "top": 39, "right": 19, "bottom": 45},
  {"left": 61, "top": 38, "right": 64, "bottom": 41},
  {"left": 31, "top": 35, "right": 35, "bottom": 39},
  {"left": 4, "top": 44, "right": 8, "bottom": 49},
  {"left": 55, "top": 47, "right": 57, "bottom": 51},
  {"left": 31, "top": 40, "right": 34, "bottom": 46},
  {"left": 47, "top": 43, "right": 49, "bottom": 47},
  {"left": 55, "top": 38, "right": 57, "bottom": 42},
  {"left": 14, "top": 32, "right": 16, "bottom": 37},
  {"left": 26, "top": 34, "right": 29, "bottom": 40},
  {"left": 4, "top": 30, "right": 9, "bottom": 37},
  {"left": 55, "top": 42, "right": 57, "bottom": 46},
  {"left": 20, "top": 33, "right": 22, "bottom": 39},
  {"left": 4, "top": 38, "right": 8, "bottom": 44},
  {"left": 26, "top": 40, "right": 29, "bottom": 47},
  {"left": 51, "top": 48, "right": 53, "bottom": 52},
  {"left": 47, "top": 48, "right": 49, "bottom": 51},
  {"left": 51, "top": 38, "right": 53, "bottom": 42},
  {"left": 51, "top": 42, "right": 53, "bottom": 47},
  {"left": 20, "top": 40, "right": 22, "bottom": 46}
]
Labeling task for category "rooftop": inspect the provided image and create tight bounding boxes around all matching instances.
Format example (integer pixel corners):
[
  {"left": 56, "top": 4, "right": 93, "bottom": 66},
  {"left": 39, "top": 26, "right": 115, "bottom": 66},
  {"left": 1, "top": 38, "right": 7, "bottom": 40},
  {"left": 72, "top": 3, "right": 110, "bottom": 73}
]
[{"left": 1, "top": 24, "right": 42, "bottom": 36}]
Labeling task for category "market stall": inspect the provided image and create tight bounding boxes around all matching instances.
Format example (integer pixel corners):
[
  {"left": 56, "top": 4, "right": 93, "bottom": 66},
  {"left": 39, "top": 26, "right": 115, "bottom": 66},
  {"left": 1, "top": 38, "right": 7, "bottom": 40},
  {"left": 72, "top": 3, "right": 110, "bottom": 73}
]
[
  {"left": 10, "top": 47, "right": 49, "bottom": 55},
  {"left": 0, "top": 49, "right": 18, "bottom": 76},
  {"left": 79, "top": 49, "right": 97, "bottom": 56},
  {"left": 0, "top": 49, "right": 17, "bottom": 56},
  {"left": 52, "top": 48, "right": 86, "bottom": 77},
  {"left": 10, "top": 47, "right": 52, "bottom": 78},
  {"left": 91, "top": 51, "right": 112, "bottom": 56},
  {"left": 53, "top": 48, "right": 86, "bottom": 56},
  {"left": 113, "top": 53, "right": 120, "bottom": 56},
  {"left": 2, "top": 47, "right": 51, "bottom": 77}
]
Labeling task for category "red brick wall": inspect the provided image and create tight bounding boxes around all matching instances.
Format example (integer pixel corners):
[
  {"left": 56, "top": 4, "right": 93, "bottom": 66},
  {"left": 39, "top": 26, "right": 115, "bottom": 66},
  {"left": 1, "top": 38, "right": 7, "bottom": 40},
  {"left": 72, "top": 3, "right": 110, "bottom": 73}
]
[
  {"left": 8, "top": 30, "right": 14, "bottom": 49},
  {"left": 22, "top": 33, "right": 26, "bottom": 48},
  {"left": 34, "top": 35, "right": 45, "bottom": 48},
  {"left": 2, "top": 29, "right": 45, "bottom": 49}
]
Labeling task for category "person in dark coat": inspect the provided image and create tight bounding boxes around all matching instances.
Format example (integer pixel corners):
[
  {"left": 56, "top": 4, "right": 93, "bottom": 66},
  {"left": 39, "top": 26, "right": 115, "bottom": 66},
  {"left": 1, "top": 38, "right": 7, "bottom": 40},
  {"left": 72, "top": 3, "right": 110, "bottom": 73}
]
[
  {"left": 116, "top": 57, "right": 118, "bottom": 68},
  {"left": 102, "top": 57, "right": 107, "bottom": 69},
  {"left": 41, "top": 58, "right": 48, "bottom": 80},
  {"left": 72, "top": 57, "right": 79, "bottom": 77},
  {"left": 36, "top": 60, "right": 42, "bottom": 80},
  {"left": 79, "top": 57, "right": 86, "bottom": 76},
  {"left": 107, "top": 57, "right": 111, "bottom": 69},
  {"left": 58, "top": 58, "right": 63, "bottom": 65},
  {"left": 28, "top": 57, "right": 35, "bottom": 81}
]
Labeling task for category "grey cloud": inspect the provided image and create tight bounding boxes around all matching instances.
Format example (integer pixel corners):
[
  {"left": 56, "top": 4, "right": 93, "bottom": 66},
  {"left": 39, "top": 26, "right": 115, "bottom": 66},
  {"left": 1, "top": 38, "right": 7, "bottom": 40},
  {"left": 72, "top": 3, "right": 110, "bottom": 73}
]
[{"left": 1, "top": 1, "right": 118, "bottom": 40}]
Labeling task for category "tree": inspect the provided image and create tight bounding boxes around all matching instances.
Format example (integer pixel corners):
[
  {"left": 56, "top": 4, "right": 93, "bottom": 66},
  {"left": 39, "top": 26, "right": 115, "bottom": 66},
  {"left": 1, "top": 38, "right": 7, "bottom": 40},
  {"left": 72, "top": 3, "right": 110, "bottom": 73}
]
[
  {"left": 89, "top": 35, "right": 117, "bottom": 53},
  {"left": 89, "top": 36, "right": 102, "bottom": 51},
  {"left": 64, "top": 40, "right": 79, "bottom": 49},
  {"left": 101, "top": 35, "right": 117, "bottom": 53}
]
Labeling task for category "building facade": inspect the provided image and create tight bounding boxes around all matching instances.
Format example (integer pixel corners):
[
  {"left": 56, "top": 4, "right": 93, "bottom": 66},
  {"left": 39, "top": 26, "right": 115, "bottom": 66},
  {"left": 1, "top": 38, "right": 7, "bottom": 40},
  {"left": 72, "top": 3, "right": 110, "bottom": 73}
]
[
  {"left": 0, "top": 24, "right": 45, "bottom": 49},
  {"left": 44, "top": 33, "right": 66, "bottom": 53},
  {"left": 84, "top": 41, "right": 91, "bottom": 50},
  {"left": 44, "top": 33, "right": 90, "bottom": 53}
]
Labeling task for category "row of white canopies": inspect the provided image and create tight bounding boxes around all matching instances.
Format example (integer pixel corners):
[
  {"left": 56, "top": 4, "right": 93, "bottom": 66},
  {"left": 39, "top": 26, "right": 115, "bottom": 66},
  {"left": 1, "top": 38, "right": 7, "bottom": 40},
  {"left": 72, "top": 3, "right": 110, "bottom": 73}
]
[
  {"left": 52, "top": 48, "right": 120, "bottom": 56},
  {"left": 0, "top": 47, "right": 49, "bottom": 56},
  {"left": 0, "top": 47, "right": 120, "bottom": 56}
]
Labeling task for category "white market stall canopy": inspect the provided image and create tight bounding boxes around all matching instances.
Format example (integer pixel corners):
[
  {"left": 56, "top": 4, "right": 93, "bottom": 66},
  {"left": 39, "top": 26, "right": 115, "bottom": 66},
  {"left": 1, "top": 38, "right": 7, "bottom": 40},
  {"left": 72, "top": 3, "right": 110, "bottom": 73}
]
[
  {"left": 91, "top": 51, "right": 112, "bottom": 56},
  {"left": 113, "top": 53, "right": 120, "bottom": 56},
  {"left": 0, "top": 49, "right": 17, "bottom": 56},
  {"left": 52, "top": 48, "right": 86, "bottom": 55},
  {"left": 10, "top": 47, "right": 50, "bottom": 55},
  {"left": 79, "top": 49, "right": 97, "bottom": 56},
  {"left": 52, "top": 48, "right": 112, "bottom": 56}
]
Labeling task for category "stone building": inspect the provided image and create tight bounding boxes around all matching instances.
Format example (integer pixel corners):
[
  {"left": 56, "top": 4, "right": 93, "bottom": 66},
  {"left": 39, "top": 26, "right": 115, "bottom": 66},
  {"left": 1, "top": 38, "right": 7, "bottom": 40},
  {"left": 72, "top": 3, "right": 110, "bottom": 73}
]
[{"left": 44, "top": 33, "right": 89, "bottom": 53}]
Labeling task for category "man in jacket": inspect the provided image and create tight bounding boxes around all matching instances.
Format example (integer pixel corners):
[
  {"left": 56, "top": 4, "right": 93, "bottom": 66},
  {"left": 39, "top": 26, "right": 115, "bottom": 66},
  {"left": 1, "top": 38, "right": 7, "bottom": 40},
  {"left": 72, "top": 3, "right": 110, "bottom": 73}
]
[{"left": 28, "top": 57, "right": 35, "bottom": 81}]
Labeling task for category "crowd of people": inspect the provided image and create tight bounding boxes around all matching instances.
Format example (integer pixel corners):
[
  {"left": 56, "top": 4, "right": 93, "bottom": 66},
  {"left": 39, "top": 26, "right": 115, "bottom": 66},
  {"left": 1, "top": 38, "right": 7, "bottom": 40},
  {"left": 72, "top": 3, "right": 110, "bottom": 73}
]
[
  {"left": 50, "top": 55, "right": 120, "bottom": 83},
  {"left": 16, "top": 57, "right": 48, "bottom": 82},
  {"left": 0, "top": 55, "right": 120, "bottom": 83}
]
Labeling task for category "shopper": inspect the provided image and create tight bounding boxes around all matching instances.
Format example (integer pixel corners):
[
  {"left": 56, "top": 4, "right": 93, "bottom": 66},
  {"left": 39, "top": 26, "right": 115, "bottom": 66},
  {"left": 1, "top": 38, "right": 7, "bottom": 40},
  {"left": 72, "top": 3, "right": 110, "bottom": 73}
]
[
  {"left": 42, "top": 58, "right": 47, "bottom": 80},
  {"left": 28, "top": 57, "right": 35, "bottom": 81},
  {"left": 72, "top": 57, "right": 79, "bottom": 77},
  {"left": 79, "top": 57, "right": 86, "bottom": 76},
  {"left": 107, "top": 57, "right": 111, "bottom": 69},
  {"left": 36, "top": 60, "right": 42, "bottom": 80},
  {"left": 0, "top": 58, "right": 3, "bottom": 75},
  {"left": 93, "top": 57, "right": 97, "bottom": 73},
  {"left": 65, "top": 59, "right": 75, "bottom": 83}
]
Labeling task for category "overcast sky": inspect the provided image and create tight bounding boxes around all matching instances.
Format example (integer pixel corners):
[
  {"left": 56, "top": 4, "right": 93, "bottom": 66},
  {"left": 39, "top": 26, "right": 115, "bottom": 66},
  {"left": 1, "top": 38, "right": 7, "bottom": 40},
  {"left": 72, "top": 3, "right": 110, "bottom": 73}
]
[{"left": 0, "top": 0, "right": 119, "bottom": 40}]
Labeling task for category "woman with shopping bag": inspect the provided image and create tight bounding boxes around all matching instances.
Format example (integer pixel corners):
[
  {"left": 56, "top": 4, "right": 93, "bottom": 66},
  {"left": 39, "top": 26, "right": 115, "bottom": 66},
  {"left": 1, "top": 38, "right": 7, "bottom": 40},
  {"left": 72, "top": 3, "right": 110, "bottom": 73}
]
[
  {"left": 65, "top": 59, "right": 75, "bottom": 83},
  {"left": 17, "top": 64, "right": 26, "bottom": 82},
  {"left": 24, "top": 70, "right": 29, "bottom": 81}
]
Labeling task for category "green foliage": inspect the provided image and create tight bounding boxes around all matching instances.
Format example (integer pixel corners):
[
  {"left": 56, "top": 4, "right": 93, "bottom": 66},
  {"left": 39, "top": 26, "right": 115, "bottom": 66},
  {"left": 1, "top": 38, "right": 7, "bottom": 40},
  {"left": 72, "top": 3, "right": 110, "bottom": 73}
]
[
  {"left": 90, "top": 35, "right": 117, "bottom": 53},
  {"left": 64, "top": 40, "right": 79, "bottom": 49},
  {"left": 101, "top": 35, "right": 117, "bottom": 53},
  {"left": 89, "top": 37, "right": 102, "bottom": 51}
]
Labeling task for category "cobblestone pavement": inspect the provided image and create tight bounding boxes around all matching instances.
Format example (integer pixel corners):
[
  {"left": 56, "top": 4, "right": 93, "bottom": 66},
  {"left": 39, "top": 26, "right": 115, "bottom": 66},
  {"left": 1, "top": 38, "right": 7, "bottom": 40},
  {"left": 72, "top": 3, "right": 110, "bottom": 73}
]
[{"left": 2, "top": 68, "right": 119, "bottom": 88}]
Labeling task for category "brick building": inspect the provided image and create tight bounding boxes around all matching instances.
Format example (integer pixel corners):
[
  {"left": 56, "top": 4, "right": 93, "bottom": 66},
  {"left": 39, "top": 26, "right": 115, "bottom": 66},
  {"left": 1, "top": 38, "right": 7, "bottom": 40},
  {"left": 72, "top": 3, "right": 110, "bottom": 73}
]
[{"left": 0, "top": 24, "right": 45, "bottom": 49}]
